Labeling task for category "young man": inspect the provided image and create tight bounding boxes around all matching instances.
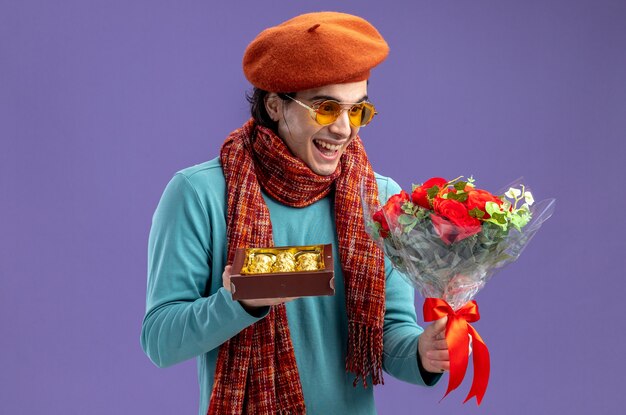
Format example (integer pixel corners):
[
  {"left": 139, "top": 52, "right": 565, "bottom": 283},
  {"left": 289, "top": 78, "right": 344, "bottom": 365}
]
[{"left": 141, "top": 11, "right": 449, "bottom": 415}]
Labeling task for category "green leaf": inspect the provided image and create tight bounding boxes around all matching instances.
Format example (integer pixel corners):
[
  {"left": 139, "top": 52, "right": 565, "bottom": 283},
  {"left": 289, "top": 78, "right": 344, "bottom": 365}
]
[
  {"left": 397, "top": 214, "right": 416, "bottom": 225},
  {"left": 404, "top": 219, "right": 419, "bottom": 233},
  {"left": 510, "top": 215, "right": 526, "bottom": 231},
  {"left": 485, "top": 201, "right": 501, "bottom": 217},
  {"left": 415, "top": 208, "right": 429, "bottom": 220},
  {"left": 402, "top": 201, "right": 414, "bottom": 214},
  {"left": 427, "top": 186, "right": 440, "bottom": 200},
  {"left": 468, "top": 207, "right": 485, "bottom": 218},
  {"left": 491, "top": 212, "right": 507, "bottom": 224},
  {"left": 514, "top": 211, "right": 531, "bottom": 229},
  {"left": 454, "top": 181, "right": 467, "bottom": 191}
]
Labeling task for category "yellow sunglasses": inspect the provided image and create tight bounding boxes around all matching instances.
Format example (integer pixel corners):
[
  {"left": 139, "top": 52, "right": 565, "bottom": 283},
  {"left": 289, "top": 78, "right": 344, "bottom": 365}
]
[{"left": 286, "top": 95, "right": 377, "bottom": 127}]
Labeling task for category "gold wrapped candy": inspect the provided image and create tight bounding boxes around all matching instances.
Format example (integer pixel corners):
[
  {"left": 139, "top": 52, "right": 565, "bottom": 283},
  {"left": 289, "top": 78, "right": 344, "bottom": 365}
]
[
  {"left": 272, "top": 251, "right": 297, "bottom": 272},
  {"left": 296, "top": 253, "right": 319, "bottom": 271},
  {"left": 240, "top": 246, "right": 324, "bottom": 274},
  {"left": 245, "top": 253, "right": 275, "bottom": 274}
]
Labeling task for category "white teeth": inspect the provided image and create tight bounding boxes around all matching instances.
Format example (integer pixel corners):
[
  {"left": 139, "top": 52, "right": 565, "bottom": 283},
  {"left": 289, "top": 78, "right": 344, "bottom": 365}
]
[{"left": 314, "top": 139, "right": 342, "bottom": 151}]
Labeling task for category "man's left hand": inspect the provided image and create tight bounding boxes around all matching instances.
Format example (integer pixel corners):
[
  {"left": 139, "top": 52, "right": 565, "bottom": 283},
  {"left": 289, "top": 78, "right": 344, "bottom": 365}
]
[{"left": 418, "top": 316, "right": 450, "bottom": 373}]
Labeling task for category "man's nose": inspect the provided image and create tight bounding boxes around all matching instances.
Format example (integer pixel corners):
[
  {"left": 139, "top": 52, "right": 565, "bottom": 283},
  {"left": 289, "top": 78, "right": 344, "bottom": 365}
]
[{"left": 328, "top": 109, "right": 353, "bottom": 137}]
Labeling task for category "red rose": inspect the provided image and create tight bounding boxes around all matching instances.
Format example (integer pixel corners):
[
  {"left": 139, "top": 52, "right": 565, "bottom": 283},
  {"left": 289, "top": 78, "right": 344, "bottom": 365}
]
[
  {"left": 431, "top": 197, "right": 481, "bottom": 244},
  {"left": 372, "top": 190, "right": 410, "bottom": 238},
  {"left": 423, "top": 177, "right": 448, "bottom": 188},
  {"left": 372, "top": 209, "right": 390, "bottom": 238},
  {"left": 384, "top": 190, "right": 410, "bottom": 221},
  {"left": 411, "top": 187, "right": 430, "bottom": 209},
  {"left": 432, "top": 197, "right": 481, "bottom": 228},
  {"left": 411, "top": 177, "right": 447, "bottom": 209},
  {"left": 466, "top": 189, "right": 503, "bottom": 218},
  {"left": 431, "top": 214, "right": 482, "bottom": 245}
]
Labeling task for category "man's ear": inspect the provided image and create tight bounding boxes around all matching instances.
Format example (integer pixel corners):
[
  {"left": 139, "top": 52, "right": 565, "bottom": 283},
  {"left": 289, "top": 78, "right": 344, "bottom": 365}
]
[{"left": 264, "top": 93, "right": 281, "bottom": 122}]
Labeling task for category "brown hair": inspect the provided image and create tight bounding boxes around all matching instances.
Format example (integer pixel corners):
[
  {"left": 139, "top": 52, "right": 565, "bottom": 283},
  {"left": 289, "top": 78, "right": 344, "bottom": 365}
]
[{"left": 246, "top": 88, "right": 294, "bottom": 131}]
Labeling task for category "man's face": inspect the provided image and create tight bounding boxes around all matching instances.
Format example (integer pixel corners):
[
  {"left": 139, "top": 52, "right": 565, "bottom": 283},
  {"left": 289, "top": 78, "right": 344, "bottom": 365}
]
[{"left": 273, "top": 80, "right": 368, "bottom": 176}]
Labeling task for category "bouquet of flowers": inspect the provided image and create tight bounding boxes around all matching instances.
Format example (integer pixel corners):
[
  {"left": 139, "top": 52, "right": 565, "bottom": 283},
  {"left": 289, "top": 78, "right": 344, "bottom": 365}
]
[{"left": 362, "top": 176, "right": 555, "bottom": 404}]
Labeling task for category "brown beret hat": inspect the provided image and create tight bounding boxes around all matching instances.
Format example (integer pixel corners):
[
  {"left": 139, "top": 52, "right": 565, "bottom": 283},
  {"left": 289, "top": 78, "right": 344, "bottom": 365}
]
[{"left": 243, "top": 11, "right": 389, "bottom": 92}]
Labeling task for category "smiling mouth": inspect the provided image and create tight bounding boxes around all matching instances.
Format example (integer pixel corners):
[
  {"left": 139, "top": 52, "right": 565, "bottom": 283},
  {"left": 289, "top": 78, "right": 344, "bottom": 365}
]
[{"left": 313, "top": 139, "right": 343, "bottom": 156}]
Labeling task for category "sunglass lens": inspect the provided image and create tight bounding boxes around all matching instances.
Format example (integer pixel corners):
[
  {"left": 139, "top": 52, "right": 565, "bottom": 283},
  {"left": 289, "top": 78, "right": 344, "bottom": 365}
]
[
  {"left": 350, "top": 103, "right": 376, "bottom": 127},
  {"left": 315, "top": 101, "right": 342, "bottom": 125},
  {"left": 361, "top": 102, "right": 376, "bottom": 127},
  {"left": 348, "top": 105, "right": 364, "bottom": 127}
]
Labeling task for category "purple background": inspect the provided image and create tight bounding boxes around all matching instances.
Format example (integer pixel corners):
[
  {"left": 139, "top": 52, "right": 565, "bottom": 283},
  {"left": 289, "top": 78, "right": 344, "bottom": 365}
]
[{"left": 2, "top": 1, "right": 625, "bottom": 413}]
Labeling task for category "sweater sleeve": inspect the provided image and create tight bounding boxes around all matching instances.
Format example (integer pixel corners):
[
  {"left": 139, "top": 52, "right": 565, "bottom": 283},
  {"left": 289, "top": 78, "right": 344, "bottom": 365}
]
[
  {"left": 140, "top": 173, "right": 268, "bottom": 368},
  {"left": 379, "top": 176, "right": 442, "bottom": 386}
]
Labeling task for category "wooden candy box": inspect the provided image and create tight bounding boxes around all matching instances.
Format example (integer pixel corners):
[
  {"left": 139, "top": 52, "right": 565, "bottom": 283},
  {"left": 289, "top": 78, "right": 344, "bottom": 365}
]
[{"left": 230, "top": 244, "right": 335, "bottom": 300}]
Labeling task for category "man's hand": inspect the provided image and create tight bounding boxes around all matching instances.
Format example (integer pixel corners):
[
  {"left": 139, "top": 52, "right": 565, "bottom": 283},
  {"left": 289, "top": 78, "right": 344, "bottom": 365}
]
[
  {"left": 222, "top": 265, "right": 297, "bottom": 312},
  {"left": 418, "top": 316, "right": 450, "bottom": 373}
]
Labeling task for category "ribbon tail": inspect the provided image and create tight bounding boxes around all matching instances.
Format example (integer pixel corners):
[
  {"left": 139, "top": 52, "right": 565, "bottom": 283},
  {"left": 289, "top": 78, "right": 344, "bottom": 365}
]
[
  {"left": 463, "top": 325, "right": 490, "bottom": 405},
  {"left": 443, "top": 318, "right": 470, "bottom": 400}
]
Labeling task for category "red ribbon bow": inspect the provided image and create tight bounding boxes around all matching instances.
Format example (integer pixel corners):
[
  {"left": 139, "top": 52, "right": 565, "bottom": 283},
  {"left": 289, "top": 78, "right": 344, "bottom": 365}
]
[{"left": 423, "top": 298, "right": 490, "bottom": 405}]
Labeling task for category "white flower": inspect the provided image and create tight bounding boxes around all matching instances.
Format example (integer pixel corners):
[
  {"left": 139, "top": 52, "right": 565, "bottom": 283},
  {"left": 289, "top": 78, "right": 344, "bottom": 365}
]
[
  {"left": 524, "top": 191, "right": 534, "bottom": 205},
  {"left": 505, "top": 187, "right": 522, "bottom": 199}
]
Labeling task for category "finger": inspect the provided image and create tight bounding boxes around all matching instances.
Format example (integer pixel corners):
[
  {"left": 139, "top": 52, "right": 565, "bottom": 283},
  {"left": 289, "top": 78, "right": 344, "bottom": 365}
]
[
  {"left": 433, "top": 339, "right": 448, "bottom": 350},
  {"left": 222, "top": 265, "right": 232, "bottom": 281},
  {"left": 222, "top": 268, "right": 232, "bottom": 292},
  {"left": 433, "top": 316, "right": 448, "bottom": 333},
  {"left": 247, "top": 297, "right": 299, "bottom": 307},
  {"left": 261, "top": 300, "right": 284, "bottom": 307},
  {"left": 427, "top": 349, "right": 450, "bottom": 361},
  {"left": 436, "top": 362, "right": 450, "bottom": 372},
  {"left": 424, "top": 360, "right": 450, "bottom": 373}
]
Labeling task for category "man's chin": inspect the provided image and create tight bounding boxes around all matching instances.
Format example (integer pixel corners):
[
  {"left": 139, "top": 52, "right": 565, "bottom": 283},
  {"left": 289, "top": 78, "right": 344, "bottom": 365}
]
[{"left": 311, "top": 162, "right": 340, "bottom": 176}]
